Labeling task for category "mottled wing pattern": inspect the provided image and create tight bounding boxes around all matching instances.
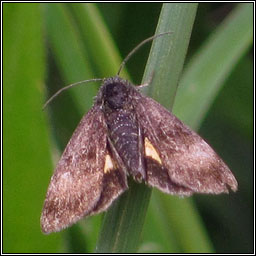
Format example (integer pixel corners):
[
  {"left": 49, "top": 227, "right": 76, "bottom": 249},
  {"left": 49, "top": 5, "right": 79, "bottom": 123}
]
[
  {"left": 41, "top": 106, "right": 127, "bottom": 234},
  {"left": 135, "top": 94, "right": 238, "bottom": 195},
  {"left": 145, "top": 158, "right": 193, "bottom": 195}
]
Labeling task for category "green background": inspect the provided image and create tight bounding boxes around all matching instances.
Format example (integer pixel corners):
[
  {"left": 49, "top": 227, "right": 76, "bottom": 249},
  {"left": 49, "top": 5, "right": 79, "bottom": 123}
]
[{"left": 3, "top": 3, "right": 253, "bottom": 253}]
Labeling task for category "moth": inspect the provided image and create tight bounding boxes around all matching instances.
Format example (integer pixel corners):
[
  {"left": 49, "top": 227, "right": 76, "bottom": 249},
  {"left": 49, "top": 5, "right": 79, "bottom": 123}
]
[{"left": 41, "top": 33, "right": 238, "bottom": 234}]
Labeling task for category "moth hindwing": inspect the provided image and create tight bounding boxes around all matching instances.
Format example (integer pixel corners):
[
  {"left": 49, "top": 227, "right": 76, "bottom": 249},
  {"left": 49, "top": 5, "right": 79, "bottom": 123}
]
[{"left": 41, "top": 76, "right": 238, "bottom": 234}]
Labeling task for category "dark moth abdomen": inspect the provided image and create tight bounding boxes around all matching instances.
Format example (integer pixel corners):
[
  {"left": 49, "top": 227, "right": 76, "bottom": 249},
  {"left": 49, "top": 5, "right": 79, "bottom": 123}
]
[
  {"left": 106, "top": 109, "right": 142, "bottom": 174},
  {"left": 100, "top": 77, "right": 145, "bottom": 181}
]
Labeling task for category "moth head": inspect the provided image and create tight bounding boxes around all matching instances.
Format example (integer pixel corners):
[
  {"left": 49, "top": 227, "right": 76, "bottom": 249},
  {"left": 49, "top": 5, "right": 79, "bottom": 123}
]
[{"left": 103, "top": 81, "right": 130, "bottom": 109}]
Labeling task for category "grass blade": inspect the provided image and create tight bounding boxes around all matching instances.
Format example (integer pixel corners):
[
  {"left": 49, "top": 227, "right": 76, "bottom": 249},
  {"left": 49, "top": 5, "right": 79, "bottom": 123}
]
[
  {"left": 173, "top": 3, "right": 253, "bottom": 129},
  {"left": 3, "top": 3, "right": 61, "bottom": 252}
]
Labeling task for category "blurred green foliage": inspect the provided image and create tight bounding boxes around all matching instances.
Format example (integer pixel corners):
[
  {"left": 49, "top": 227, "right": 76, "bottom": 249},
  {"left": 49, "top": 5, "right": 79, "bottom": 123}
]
[{"left": 3, "top": 3, "right": 253, "bottom": 253}]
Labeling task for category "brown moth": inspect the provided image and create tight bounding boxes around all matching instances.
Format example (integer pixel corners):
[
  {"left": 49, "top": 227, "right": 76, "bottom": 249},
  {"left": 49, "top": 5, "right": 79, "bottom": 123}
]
[{"left": 41, "top": 33, "right": 238, "bottom": 234}]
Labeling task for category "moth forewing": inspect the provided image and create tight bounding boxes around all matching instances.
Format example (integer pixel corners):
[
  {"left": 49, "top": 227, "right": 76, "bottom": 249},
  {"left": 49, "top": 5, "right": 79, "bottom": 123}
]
[
  {"left": 134, "top": 93, "right": 238, "bottom": 194},
  {"left": 40, "top": 106, "right": 127, "bottom": 234}
]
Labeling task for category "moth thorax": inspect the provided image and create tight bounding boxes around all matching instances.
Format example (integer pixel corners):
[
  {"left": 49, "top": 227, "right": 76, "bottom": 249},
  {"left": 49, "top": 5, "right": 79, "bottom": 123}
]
[{"left": 103, "top": 82, "right": 130, "bottom": 109}]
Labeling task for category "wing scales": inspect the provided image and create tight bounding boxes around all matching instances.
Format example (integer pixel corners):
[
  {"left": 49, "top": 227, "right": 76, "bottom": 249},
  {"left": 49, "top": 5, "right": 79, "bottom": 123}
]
[
  {"left": 41, "top": 107, "right": 107, "bottom": 233},
  {"left": 135, "top": 95, "right": 238, "bottom": 195}
]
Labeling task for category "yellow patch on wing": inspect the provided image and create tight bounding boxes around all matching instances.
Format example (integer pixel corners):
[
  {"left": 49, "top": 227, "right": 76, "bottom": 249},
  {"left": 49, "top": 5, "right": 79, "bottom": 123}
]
[
  {"left": 145, "top": 137, "right": 162, "bottom": 164},
  {"left": 104, "top": 154, "right": 115, "bottom": 173}
]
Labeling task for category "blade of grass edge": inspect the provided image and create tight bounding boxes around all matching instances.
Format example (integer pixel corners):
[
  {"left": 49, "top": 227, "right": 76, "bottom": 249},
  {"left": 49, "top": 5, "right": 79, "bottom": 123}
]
[{"left": 68, "top": 3, "right": 129, "bottom": 79}]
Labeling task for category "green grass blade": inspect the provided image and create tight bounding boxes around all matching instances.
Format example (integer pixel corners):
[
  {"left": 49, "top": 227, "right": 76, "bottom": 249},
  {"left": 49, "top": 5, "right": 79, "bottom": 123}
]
[
  {"left": 150, "top": 192, "right": 214, "bottom": 253},
  {"left": 68, "top": 3, "right": 128, "bottom": 78},
  {"left": 143, "top": 192, "right": 213, "bottom": 253},
  {"left": 173, "top": 3, "right": 253, "bottom": 130},
  {"left": 143, "top": 3, "right": 198, "bottom": 106},
  {"left": 3, "top": 3, "right": 61, "bottom": 252},
  {"left": 43, "top": 3, "right": 98, "bottom": 114},
  {"left": 95, "top": 3, "right": 198, "bottom": 253},
  {"left": 95, "top": 181, "right": 152, "bottom": 253}
]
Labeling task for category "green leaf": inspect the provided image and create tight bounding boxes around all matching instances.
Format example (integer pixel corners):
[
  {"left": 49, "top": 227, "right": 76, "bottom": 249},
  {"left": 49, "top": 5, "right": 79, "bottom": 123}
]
[
  {"left": 43, "top": 3, "right": 98, "bottom": 114},
  {"left": 142, "top": 192, "right": 213, "bottom": 253},
  {"left": 68, "top": 3, "right": 128, "bottom": 78},
  {"left": 173, "top": 3, "right": 253, "bottom": 130},
  {"left": 3, "top": 3, "right": 61, "bottom": 253},
  {"left": 143, "top": 3, "right": 198, "bottom": 107}
]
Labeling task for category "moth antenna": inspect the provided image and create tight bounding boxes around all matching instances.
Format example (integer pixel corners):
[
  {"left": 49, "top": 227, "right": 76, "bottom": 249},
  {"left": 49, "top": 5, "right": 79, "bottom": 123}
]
[
  {"left": 117, "top": 31, "right": 172, "bottom": 76},
  {"left": 43, "top": 78, "right": 103, "bottom": 110},
  {"left": 43, "top": 32, "right": 171, "bottom": 109}
]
